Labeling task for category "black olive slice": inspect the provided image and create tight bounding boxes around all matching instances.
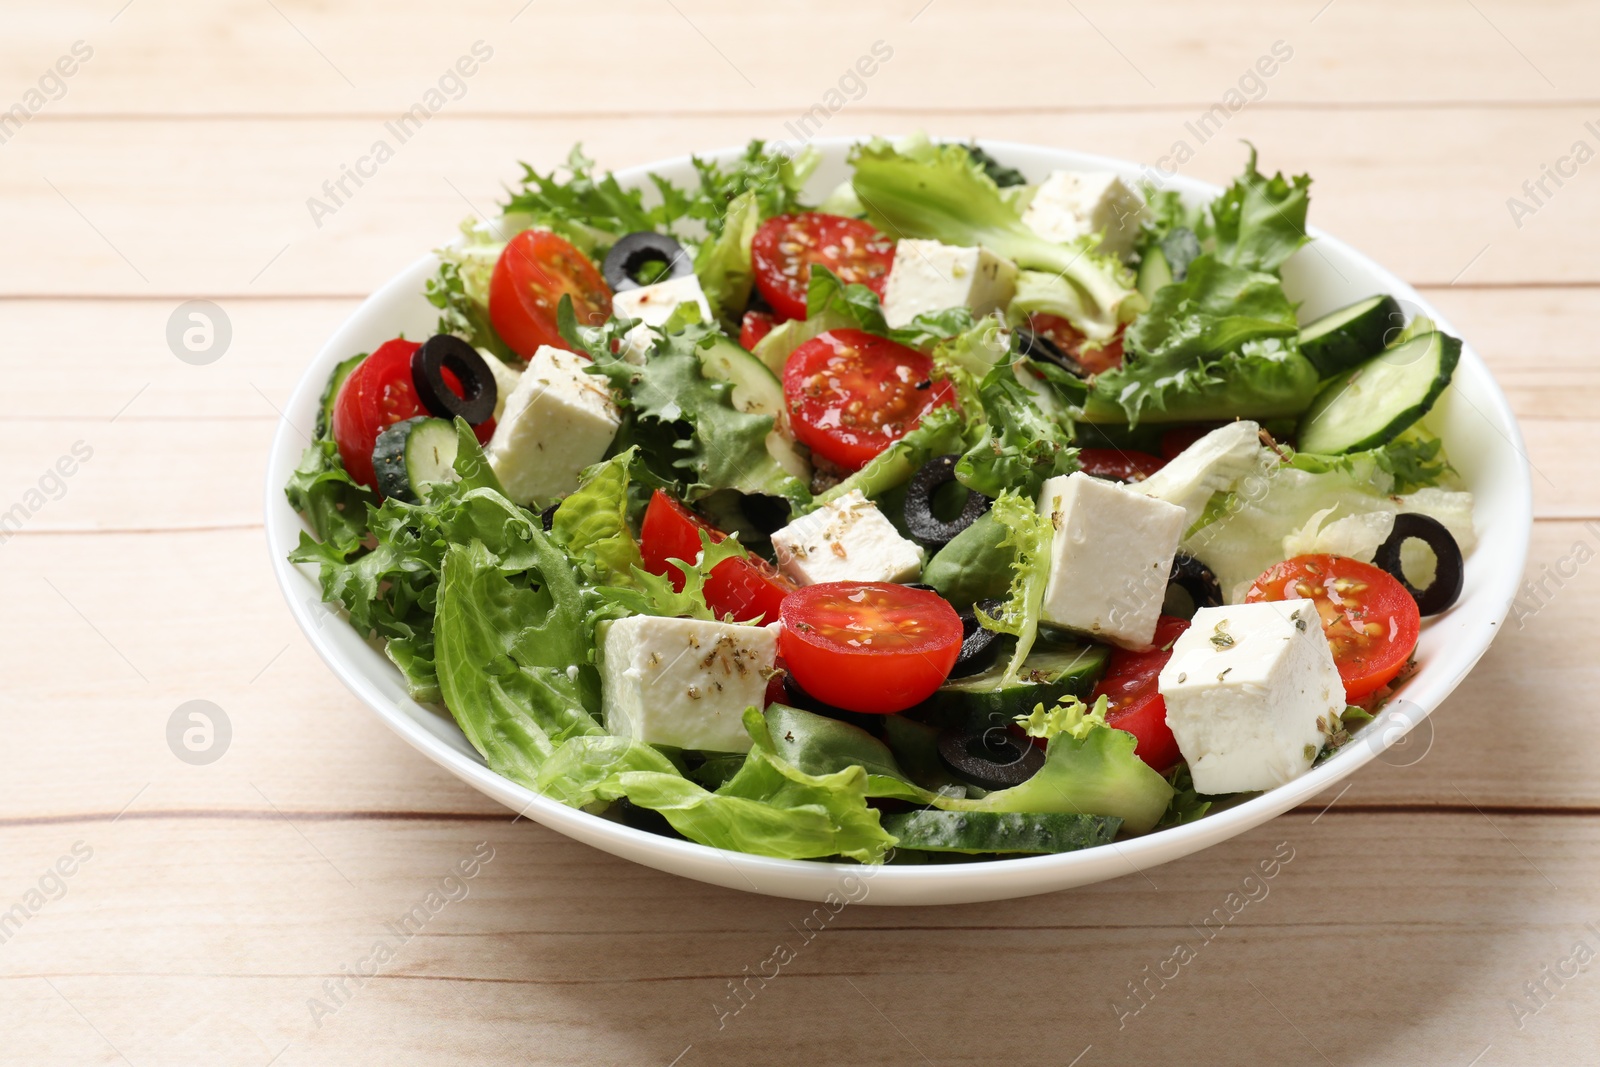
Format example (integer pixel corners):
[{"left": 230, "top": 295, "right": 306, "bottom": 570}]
[
  {"left": 1015, "top": 326, "right": 1090, "bottom": 378},
  {"left": 602, "top": 232, "right": 694, "bottom": 293},
  {"left": 1166, "top": 554, "right": 1223, "bottom": 618},
  {"left": 740, "top": 494, "right": 792, "bottom": 536},
  {"left": 1374, "top": 513, "right": 1464, "bottom": 615},
  {"left": 904, "top": 454, "right": 992, "bottom": 550},
  {"left": 937, "top": 724, "right": 1044, "bottom": 791},
  {"left": 949, "top": 598, "right": 1006, "bottom": 679},
  {"left": 780, "top": 674, "right": 888, "bottom": 736},
  {"left": 410, "top": 334, "right": 497, "bottom": 425}
]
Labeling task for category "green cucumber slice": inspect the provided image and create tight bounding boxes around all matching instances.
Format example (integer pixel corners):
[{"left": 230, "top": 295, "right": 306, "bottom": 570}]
[
  {"left": 880, "top": 810, "right": 1122, "bottom": 854},
  {"left": 372, "top": 416, "right": 458, "bottom": 502},
  {"left": 1298, "top": 294, "right": 1402, "bottom": 377},
  {"left": 1136, "top": 245, "right": 1172, "bottom": 301},
  {"left": 1296, "top": 330, "right": 1461, "bottom": 455},
  {"left": 697, "top": 334, "right": 810, "bottom": 481},
  {"left": 922, "top": 641, "right": 1109, "bottom": 720}
]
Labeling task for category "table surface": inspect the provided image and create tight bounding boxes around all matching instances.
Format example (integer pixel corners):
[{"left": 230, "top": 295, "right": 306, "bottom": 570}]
[{"left": 5, "top": 2, "right": 1598, "bottom": 1064}]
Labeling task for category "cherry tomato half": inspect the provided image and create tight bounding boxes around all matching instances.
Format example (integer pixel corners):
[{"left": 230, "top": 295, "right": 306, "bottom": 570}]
[
  {"left": 779, "top": 582, "right": 962, "bottom": 714},
  {"left": 1246, "top": 554, "right": 1421, "bottom": 701},
  {"left": 488, "top": 230, "right": 612, "bottom": 359},
  {"left": 1027, "top": 313, "right": 1124, "bottom": 376},
  {"left": 1077, "top": 448, "right": 1167, "bottom": 483},
  {"left": 1090, "top": 615, "right": 1189, "bottom": 771},
  {"left": 782, "top": 328, "right": 955, "bottom": 471},
  {"left": 331, "top": 338, "right": 493, "bottom": 490},
  {"left": 639, "top": 490, "right": 794, "bottom": 624},
  {"left": 1160, "top": 425, "right": 1220, "bottom": 461},
  {"left": 740, "top": 310, "right": 777, "bottom": 350},
  {"left": 751, "top": 213, "right": 895, "bottom": 321}
]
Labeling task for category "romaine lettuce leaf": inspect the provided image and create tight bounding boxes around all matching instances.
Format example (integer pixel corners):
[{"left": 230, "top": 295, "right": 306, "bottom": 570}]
[
  {"left": 615, "top": 708, "right": 895, "bottom": 862},
  {"left": 434, "top": 536, "right": 606, "bottom": 787}
]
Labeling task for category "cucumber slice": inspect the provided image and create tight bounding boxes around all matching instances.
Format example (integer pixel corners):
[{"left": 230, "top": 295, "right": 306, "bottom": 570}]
[
  {"left": 880, "top": 810, "right": 1122, "bottom": 854},
  {"left": 1298, "top": 294, "right": 1402, "bottom": 377},
  {"left": 1136, "top": 245, "right": 1172, "bottom": 301},
  {"left": 697, "top": 335, "right": 811, "bottom": 481},
  {"left": 372, "top": 416, "right": 458, "bottom": 502},
  {"left": 922, "top": 641, "right": 1109, "bottom": 720},
  {"left": 1296, "top": 331, "right": 1461, "bottom": 455}
]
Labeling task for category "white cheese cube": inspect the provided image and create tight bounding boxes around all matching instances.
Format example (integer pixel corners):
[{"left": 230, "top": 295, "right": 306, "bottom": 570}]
[
  {"left": 601, "top": 616, "right": 778, "bottom": 753},
  {"left": 1133, "top": 420, "right": 1264, "bottom": 529},
  {"left": 612, "top": 275, "right": 712, "bottom": 365},
  {"left": 478, "top": 347, "right": 523, "bottom": 422},
  {"left": 1022, "top": 171, "right": 1148, "bottom": 261},
  {"left": 486, "top": 344, "right": 620, "bottom": 505},
  {"left": 880, "top": 240, "right": 1018, "bottom": 329},
  {"left": 1158, "top": 599, "right": 1344, "bottom": 795},
  {"left": 771, "top": 489, "right": 925, "bottom": 586},
  {"left": 1037, "top": 472, "right": 1186, "bottom": 649},
  {"left": 613, "top": 274, "right": 711, "bottom": 328}
]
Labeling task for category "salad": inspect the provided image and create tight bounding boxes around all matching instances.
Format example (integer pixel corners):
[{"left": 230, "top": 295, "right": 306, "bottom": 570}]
[{"left": 285, "top": 135, "right": 1476, "bottom": 864}]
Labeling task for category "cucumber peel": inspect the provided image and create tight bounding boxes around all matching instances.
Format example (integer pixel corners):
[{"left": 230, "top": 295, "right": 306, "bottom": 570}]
[
  {"left": 1295, "top": 330, "right": 1460, "bottom": 455},
  {"left": 880, "top": 809, "right": 1122, "bottom": 854}
]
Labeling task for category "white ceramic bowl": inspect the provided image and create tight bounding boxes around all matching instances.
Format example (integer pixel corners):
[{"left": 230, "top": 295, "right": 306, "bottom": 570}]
[{"left": 265, "top": 137, "right": 1531, "bottom": 905}]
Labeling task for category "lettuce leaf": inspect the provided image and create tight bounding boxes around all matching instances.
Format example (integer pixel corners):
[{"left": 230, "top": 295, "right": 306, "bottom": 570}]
[
  {"left": 936, "top": 724, "right": 1174, "bottom": 835},
  {"left": 434, "top": 536, "right": 607, "bottom": 787},
  {"left": 848, "top": 136, "right": 1144, "bottom": 339},
  {"left": 283, "top": 352, "right": 376, "bottom": 556},
  {"left": 1211, "top": 145, "right": 1312, "bottom": 273},
  {"left": 614, "top": 708, "right": 895, "bottom": 862},
  {"left": 548, "top": 450, "right": 650, "bottom": 588},
  {"left": 973, "top": 490, "right": 1054, "bottom": 686},
  {"left": 560, "top": 305, "right": 809, "bottom": 507},
  {"left": 289, "top": 421, "right": 510, "bottom": 702},
  {"left": 955, "top": 360, "right": 1078, "bottom": 499},
  {"left": 1086, "top": 256, "right": 1314, "bottom": 424}
]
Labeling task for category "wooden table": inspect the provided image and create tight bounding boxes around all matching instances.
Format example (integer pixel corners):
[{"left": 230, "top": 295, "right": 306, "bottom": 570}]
[{"left": 4, "top": 2, "right": 1596, "bottom": 1063}]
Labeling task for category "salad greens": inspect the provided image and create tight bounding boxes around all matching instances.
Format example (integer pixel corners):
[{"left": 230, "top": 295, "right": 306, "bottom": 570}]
[{"left": 286, "top": 133, "right": 1473, "bottom": 868}]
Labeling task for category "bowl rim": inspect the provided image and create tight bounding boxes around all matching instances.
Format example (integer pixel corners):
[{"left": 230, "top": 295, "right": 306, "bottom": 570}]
[{"left": 264, "top": 135, "right": 1532, "bottom": 902}]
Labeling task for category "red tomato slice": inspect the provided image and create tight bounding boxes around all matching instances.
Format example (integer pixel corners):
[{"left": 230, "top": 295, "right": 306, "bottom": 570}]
[
  {"left": 1027, "top": 313, "right": 1124, "bottom": 376},
  {"left": 779, "top": 582, "right": 962, "bottom": 714},
  {"left": 1077, "top": 448, "right": 1167, "bottom": 483},
  {"left": 782, "top": 329, "right": 955, "bottom": 471},
  {"left": 638, "top": 491, "right": 794, "bottom": 624},
  {"left": 331, "top": 338, "right": 493, "bottom": 490},
  {"left": 1245, "top": 554, "right": 1421, "bottom": 701},
  {"left": 739, "top": 310, "right": 777, "bottom": 350},
  {"left": 488, "top": 230, "right": 612, "bottom": 359},
  {"left": 1090, "top": 614, "right": 1189, "bottom": 771},
  {"left": 751, "top": 213, "right": 895, "bottom": 321}
]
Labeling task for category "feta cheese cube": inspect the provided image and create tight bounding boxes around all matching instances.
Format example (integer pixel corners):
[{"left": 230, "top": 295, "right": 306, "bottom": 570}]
[
  {"left": 1037, "top": 472, "right": 1186, "bottom": 649},
  {"left": 479, "top": 347, "right": 523, "bottom": 421},
  {"left": 612, "top": 275, "right": 713, "bottom": 365},
  {"left": 601, "top": 616, "right": 778, "bottom": 752},
  {"left": 1022, "top": 171, "right": 1148, "bottom": 261},
  {"left": 771, "top": 489, "right": 925, "bottom": 586},
  {"left": 1158, "top": 599, "right": 1344, "bottom": 795},
  {"left": 486, "top": 344, "right": 620, "bottom": 505},
  {"left": 880, "top": 240, "right": 1018, "bottom": 329}
]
